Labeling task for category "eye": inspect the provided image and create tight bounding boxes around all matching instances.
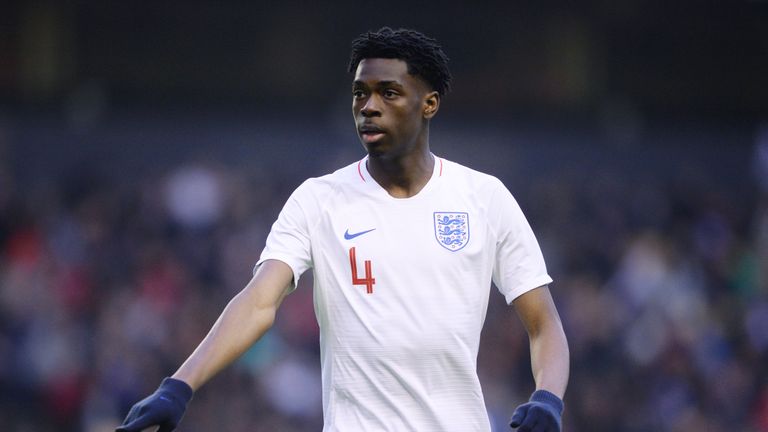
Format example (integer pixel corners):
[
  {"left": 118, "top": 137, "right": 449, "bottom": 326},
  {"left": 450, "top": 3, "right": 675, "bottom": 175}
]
[
  {"left": 383, "top": 89, "right": 398, "bottom": 99},
  {"left": 352, "top": 90, "right": 366, "bottom": 99}
]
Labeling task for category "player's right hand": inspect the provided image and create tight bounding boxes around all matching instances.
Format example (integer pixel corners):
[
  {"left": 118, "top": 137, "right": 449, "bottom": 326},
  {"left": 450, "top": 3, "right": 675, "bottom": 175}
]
[{"left": 116, "top": 377, "right": 194, "bottom": 432}]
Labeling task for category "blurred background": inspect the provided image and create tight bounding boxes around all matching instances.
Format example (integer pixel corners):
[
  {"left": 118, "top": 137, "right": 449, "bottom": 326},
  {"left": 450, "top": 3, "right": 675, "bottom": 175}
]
[{"left": 1, "top": 1, "right": 767, "bottom": 431}]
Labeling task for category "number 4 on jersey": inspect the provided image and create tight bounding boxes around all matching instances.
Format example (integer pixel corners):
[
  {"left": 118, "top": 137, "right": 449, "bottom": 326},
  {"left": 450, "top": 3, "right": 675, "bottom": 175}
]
[{"left": 348, "top": 247, "right": 375, "bottom": 294}]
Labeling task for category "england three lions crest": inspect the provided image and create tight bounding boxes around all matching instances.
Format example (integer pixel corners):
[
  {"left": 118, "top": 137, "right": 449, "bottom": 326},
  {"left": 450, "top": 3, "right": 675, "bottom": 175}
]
[{"left": 434, "top": 212, "right": 470, "bottom": 251}]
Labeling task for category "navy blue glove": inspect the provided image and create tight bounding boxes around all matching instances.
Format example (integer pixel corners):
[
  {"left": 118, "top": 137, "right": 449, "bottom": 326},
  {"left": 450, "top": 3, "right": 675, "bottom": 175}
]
[
  {"left": 509, "top": 389, "right": 564, "bottom": 432},
  {"left": 116, "top": 377, "right": 194, "bottom": 432}
]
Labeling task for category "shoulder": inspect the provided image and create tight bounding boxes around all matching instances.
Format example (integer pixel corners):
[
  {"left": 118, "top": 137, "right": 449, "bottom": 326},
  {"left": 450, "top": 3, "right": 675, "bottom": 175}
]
[
  {"left": 439, "top": 157, "right": 508, "bottom": 195},
  {"left": 290, "top": 159, "right": 364, "bottom": 203}
]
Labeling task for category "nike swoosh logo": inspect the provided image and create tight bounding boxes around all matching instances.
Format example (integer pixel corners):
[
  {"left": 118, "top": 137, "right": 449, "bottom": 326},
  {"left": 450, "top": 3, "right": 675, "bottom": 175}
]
[{"left": 344, "top": 228, "right": 376, "bottom": 240}]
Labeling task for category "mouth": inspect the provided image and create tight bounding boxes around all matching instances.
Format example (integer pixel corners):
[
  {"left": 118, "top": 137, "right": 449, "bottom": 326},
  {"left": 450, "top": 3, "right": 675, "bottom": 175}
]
[{"left": 358, "top": 124, "right": 386, "bottom": 144}]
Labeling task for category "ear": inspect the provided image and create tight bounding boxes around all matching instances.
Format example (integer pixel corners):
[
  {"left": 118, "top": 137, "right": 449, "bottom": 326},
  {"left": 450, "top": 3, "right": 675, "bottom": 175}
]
[{"left": 423, "top": 91, "right": 440, "bottom": 119}]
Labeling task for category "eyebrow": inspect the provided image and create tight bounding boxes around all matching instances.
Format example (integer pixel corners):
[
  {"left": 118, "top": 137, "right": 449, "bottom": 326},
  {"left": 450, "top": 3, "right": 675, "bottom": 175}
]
[{"left": 352, "top": 80, "right": 405, "bottom": 88}]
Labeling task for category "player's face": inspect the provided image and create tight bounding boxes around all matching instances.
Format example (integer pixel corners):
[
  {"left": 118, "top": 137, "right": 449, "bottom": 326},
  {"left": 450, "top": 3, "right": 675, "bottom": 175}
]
[{"left": 352, "top": 58, "right": 439, "bottom": 157}]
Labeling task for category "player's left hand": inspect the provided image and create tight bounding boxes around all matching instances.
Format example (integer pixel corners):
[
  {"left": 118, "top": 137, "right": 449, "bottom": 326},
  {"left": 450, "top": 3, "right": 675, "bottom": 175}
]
[{"left": 509, "top": 389, "right": 563, "bottom": 432}]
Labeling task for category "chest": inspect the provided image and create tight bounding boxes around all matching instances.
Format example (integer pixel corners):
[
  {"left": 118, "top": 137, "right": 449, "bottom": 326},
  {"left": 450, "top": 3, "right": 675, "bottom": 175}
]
[
  {"left": 329, "top": 196, "right": 485, "bottom": 261},
  {"left": 310, "top": 193, "right": 497, "bottom": 345},
  {"left": 310, "top": 191, "right": 496, "bottom": 299}
]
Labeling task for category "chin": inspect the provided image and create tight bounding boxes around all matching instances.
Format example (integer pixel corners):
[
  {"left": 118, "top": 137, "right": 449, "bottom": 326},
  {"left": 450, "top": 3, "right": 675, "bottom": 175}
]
[{"left": 362, "top": 141, "right": 386, "bottom": 156}]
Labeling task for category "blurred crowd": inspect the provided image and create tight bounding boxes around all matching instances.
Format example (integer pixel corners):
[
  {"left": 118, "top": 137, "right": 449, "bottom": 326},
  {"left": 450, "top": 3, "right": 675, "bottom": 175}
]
[{"left": 0, "top": 121, "right": 766, "bottom": 432}]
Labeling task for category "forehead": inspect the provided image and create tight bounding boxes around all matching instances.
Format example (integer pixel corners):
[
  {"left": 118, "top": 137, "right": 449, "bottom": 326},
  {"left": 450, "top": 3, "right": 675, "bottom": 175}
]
[{"left": 353, "top": 58, "right": 426, "bottom": 90}]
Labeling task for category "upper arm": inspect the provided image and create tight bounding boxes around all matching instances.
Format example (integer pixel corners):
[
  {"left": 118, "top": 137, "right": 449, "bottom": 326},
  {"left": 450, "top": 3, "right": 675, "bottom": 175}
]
[
  {"left": 241, "top": 259, "right": 296, "bottom": 312},
  {"left": 512, "top": 285, "right": 562, "bottom": 336}
]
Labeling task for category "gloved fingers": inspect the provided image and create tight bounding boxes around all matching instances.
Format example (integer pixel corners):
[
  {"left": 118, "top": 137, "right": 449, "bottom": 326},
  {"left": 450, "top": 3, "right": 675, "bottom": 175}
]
[
  {"left": 531, "top": 420, "right": 552, "bottom": 432},
  {"left": 530, "top": 404, "right": 559, "bottom": 432},
  {"left": 509, "top": 404, "right": 529, "bottom": 428},
  {"left": 116, "top": 406, "right": 140, "bottom": 431},
  {"left": 517, "top": 410, "right": 540, "bottom": 432},
  {"left": 117, "top": 414, "right": 157, "bottom": 432},
  {"left": 122, "top": 405, "right": 140, "bottom": 424}
]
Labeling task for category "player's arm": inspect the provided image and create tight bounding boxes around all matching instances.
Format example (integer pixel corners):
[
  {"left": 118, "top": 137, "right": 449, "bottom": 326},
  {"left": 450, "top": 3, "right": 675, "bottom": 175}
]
[
  {"left": 172, "top": 259, "right": 293, "bottom": 388},
  {"left": 116, "top": 259, "right": 294, "bottom": 432},
  {"left": 513, "top": 285, "right": 569, "bottom": 396},
  {"left": 509, "top": 285, "right": 569, "bottom": 431}
]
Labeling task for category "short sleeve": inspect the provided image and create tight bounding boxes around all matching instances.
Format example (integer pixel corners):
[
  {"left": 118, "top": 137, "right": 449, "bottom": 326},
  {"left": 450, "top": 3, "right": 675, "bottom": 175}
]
[
  {"left": 255, "top": 181, "right": 314, "bottom": 291},
  {"left": 489, "top": 181, "right": 553, "bottom": 304}
]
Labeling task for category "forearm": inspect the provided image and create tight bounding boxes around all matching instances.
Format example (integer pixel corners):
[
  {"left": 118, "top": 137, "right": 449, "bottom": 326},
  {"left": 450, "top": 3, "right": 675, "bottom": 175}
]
[
  {"left": 529, "top": 319, "right": 569, "bottom": 398},
  {"left": 172, "top": 290, "right": 276, "bottom": 390}
]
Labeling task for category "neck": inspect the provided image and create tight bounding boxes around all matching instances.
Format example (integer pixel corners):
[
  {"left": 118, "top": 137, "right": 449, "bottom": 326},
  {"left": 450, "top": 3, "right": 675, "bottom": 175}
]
[{"left": 367, "top": 147, "right": 434, "bottom": 198}]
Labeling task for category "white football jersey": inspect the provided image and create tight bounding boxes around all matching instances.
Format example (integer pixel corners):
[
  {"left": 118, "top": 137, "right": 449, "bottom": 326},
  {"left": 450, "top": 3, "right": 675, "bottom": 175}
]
[{"left": 256, "top": 155, "right": 552, "bottom": 432}]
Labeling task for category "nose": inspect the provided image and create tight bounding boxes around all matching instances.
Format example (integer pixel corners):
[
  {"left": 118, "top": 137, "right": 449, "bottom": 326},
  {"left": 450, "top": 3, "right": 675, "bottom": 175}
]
[{"left": 360, "top": 95, "right": 381, "bottom": 118}]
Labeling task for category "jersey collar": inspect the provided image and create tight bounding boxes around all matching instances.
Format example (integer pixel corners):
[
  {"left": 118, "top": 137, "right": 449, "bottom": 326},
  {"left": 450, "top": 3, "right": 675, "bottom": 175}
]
[{"left": 356, "top": 154, "right": 443, "bottom": 200}]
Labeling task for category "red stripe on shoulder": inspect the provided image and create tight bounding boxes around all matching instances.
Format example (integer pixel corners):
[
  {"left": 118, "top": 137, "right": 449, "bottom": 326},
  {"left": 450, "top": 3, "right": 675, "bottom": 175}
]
[{"left": 439, "top": 158, "right": 443, "bottom": 176}]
